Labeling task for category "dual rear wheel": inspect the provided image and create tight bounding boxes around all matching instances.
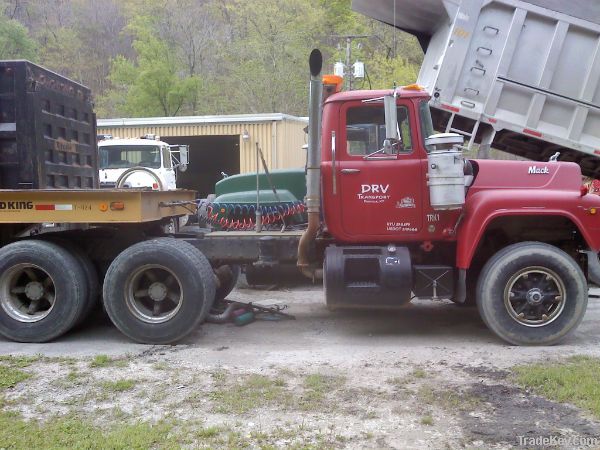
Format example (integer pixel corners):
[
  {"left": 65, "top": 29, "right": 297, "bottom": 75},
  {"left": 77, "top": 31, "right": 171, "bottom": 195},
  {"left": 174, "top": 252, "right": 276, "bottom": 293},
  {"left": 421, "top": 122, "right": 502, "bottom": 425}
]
[{"left": 0, "top": 240, "right": 94, "bottom": 342}]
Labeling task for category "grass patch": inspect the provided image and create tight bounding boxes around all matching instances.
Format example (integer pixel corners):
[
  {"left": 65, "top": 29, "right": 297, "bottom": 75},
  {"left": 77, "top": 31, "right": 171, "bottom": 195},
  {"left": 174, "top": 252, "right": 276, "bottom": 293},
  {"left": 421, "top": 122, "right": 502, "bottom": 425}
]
[
  {"left": 90, "top": 354, "right": 128, "bottom": 368},
  {"left": 299, "top": 374, "right": 345, "bottom": 411},
  {"left": 209, "top": 374, "right": 290, "bottom": 414},
  {"left": 0, "top": 366, "right": 30, "bottom": 391},
  {"left": 0, "top": 355, "right": 40, "bottom": 368},
  {"left": 90, "top": 355, "right": 112, "bottom": 368},
  {"left": 411, "top": 368, "right": 427, "bottom": 379},
  {"left": 420, "top": 414, "right": 434, "bottom": 426},
  {"left": 0, "top": 356, "right": 38, "bottom": 391},
  {"left": 152, "top": 362, "right": 169, "bottom": 371},
  {"left": 418, "top": 385, "right": 480, "bottom": 411},
  {"left": 514, "top": 355, "right": 600, "bottom": 419},
  {"left": 387, "top": 367, "right": 428, "bottom": 388},
  {"left": 0, "top": 411, "right": 177, "bottom": 449},
  {"left": 99, "top": 379, "right": 136, "bottom": 393}
]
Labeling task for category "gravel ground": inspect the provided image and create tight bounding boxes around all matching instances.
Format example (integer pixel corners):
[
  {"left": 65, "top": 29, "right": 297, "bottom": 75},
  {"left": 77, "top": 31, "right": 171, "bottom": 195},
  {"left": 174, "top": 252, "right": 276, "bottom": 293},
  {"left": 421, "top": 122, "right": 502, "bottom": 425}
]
[{"left": 1, "top": 283, "right": 599, "bottom": 449}]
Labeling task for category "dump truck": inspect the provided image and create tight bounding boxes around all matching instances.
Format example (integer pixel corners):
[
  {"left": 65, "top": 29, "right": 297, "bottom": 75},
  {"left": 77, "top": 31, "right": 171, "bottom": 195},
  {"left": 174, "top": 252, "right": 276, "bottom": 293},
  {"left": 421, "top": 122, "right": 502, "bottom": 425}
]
[
  {"left": 352, "top": 0, "right": 600, "bottom": 177},
  {"left": 1, "top": 52, "right": 599, "bottom": 348}
]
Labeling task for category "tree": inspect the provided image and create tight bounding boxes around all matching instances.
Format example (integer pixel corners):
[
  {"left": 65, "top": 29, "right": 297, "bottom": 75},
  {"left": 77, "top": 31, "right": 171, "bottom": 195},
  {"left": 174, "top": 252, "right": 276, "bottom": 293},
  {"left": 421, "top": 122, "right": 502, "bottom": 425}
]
[
  {"left": 216, "top": 0, "right": 326, "bottom": 115},
  {"left": 0, "top": 13, "right": 37, "bottom": 60},
  {"left": 105, "top": 16, "right": 201, "bottom": 117}
]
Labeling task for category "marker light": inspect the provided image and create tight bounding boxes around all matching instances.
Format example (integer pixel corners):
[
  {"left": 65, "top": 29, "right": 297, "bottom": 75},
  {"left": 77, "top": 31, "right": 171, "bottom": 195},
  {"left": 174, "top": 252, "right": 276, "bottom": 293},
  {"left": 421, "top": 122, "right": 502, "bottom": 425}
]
[
  {"left": 403, "top": 83, "right": 425, "bottom": 91},
  {"left": 99, "top": 203, "right": 108, "bottom": 212},
  {"left": 322, "top": 74, "right": 344, "bottom": 93},
  {"left": 152, "top": 183, "right": 159, "bottom": 190},
  {"left": 110, "top": 202, "right": 125, "bottom": 211},
  {"left": 589, "top": 207, "right": 597, "bottom": 215}
]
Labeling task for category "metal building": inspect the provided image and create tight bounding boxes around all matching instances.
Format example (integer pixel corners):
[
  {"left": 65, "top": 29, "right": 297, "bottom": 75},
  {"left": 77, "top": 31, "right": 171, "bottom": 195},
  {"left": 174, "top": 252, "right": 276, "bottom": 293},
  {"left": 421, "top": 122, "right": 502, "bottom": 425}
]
[{"left": 97, "top": 114, "right": 308, "bottom": 196}]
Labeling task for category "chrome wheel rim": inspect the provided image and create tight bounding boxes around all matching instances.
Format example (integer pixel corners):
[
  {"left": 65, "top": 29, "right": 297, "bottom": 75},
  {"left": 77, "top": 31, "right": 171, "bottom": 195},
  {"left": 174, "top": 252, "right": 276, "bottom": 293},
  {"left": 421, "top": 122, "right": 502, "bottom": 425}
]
[
  {"left": 0, "top": 264, "right": 56, "bottom": 322},
  {"left": 503, "top": 266, "right": 566, "bottom": 327},
  {"left": 125, "top": 265, "right": 183, "bottom": 324}
]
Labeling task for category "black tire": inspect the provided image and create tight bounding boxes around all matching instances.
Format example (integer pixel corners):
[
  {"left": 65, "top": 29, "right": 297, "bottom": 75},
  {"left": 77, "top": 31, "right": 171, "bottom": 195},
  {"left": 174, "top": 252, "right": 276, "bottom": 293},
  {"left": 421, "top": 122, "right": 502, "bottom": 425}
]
[
  {"left": 39, "top": 237, "right": 100, "bottom": 325},
  {"left": 477, "top": 242, "right": 587, "bottom": 346},
  {"left": 0, "top": 240, "right": 87, "bottom": 342},
  {"left": 215, "top": 264, "right": 240, "bottom": 300},
  {"left": 102, "top": 238, "right": 216, "bottom": 344}
]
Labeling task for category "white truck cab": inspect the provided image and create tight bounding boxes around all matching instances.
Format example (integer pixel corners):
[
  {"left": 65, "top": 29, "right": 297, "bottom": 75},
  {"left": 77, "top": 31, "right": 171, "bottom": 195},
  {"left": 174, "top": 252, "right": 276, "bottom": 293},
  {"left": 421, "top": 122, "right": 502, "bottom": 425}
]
[{"left": 98, "top": 135, "right": 188, "bottom": 190}]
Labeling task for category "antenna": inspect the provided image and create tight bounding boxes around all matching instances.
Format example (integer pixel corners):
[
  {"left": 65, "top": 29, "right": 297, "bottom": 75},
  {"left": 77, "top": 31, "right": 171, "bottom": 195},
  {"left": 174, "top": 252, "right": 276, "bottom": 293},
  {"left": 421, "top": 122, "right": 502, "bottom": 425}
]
[{"left": 393, "top": 0, "right": 397, "bottom": 58}]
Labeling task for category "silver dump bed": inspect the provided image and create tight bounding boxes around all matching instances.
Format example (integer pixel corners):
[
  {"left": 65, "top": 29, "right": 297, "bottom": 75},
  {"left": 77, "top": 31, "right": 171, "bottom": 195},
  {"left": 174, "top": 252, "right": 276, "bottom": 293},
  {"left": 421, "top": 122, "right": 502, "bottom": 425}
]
[{"left": 353, "top": 0, "right": 600, "bottom": 177}]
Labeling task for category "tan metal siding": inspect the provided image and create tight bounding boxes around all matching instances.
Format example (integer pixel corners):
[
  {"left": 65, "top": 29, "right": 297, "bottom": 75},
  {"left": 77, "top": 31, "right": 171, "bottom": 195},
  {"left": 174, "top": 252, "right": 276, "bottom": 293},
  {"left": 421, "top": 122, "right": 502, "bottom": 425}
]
[
  {"left": 99, "top": 118, "right": 308, "bottom": 173},
  {"left": 275, "top": 119, "right": 308, "bottom": 169}
]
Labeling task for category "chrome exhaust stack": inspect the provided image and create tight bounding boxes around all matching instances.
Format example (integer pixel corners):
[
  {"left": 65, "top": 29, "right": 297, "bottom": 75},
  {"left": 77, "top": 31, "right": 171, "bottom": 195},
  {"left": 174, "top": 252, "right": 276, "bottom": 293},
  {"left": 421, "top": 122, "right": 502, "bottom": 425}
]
[{"left": 298, "top": 49, "right": 323, "bottom": 280}]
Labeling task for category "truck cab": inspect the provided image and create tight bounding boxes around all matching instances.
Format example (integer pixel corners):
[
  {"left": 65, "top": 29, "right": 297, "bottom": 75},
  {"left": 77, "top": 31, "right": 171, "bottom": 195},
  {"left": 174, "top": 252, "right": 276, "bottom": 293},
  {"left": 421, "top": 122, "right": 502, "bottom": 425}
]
[
  {"left": 98, "top": 135, "right": 188, "bottom": 190},
  {"left": 321, "top": 86, "right": 462, "bottom": 243}
]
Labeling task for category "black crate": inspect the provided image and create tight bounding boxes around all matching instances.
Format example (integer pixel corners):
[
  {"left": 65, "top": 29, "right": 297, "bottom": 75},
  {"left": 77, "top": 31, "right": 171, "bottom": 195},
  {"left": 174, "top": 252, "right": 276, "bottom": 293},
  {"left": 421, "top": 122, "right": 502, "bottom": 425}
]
[{"left": 0, "top": 60, "right": 98, "bottom": 189}]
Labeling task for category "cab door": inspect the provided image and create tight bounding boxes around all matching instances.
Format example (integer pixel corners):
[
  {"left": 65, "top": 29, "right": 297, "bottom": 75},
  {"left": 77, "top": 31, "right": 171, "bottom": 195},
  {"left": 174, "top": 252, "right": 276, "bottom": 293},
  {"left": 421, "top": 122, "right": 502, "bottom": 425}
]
[
  {"left": 161, "top": 146, "right": 177, "bottom": 189},
  {"left": 337, "top": 100, "right": 423, "bottom": 239}
]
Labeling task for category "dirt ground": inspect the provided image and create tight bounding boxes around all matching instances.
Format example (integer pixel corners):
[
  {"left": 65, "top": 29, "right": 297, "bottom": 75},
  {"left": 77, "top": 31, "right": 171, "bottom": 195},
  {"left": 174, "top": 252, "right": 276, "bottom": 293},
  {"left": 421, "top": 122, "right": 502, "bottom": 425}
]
[{"left": 1, "top": 282, "right": 600, "bottom": 449}]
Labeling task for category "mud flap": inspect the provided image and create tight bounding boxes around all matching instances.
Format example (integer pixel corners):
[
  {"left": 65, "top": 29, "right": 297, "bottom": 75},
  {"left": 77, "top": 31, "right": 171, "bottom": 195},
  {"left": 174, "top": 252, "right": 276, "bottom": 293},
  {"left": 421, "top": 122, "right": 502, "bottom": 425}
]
[{"left": 585, "top": 251, "right": 600, "bottom": 286}]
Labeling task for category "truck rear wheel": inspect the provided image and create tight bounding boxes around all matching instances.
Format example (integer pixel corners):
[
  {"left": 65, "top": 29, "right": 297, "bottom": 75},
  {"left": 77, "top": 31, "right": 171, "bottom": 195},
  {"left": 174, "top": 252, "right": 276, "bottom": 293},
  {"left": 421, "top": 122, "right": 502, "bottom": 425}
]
[
  {"left": 0, "top": 240, "right": 87, "bottom": 342},
  {"left": 102, "top": 238, "right": 216, "bottom": 344},
  {"left": 477, "top": 242, "right": 587, "bottom": 345}
]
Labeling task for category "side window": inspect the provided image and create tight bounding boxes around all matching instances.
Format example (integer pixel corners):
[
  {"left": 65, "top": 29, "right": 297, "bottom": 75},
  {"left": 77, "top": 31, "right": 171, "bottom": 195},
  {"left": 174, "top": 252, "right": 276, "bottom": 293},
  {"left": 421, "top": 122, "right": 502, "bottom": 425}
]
[
  {"left": 346, "top": 105, "right": 412, "bottom": 157},
  {"left": 162, "top": 147, "right": 172, "bottom": 168}
]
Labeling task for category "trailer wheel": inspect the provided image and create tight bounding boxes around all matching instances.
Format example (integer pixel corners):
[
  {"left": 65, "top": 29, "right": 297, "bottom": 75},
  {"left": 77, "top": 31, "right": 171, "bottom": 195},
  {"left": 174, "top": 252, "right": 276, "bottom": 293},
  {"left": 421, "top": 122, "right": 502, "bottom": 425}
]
[
  {"left": 103, "top": 238, "right": 216, "bottom": 344},
  {"left": 215, "top": 264, "right": 240, "bottom": 300},
  {"left": 477, "top": 242, "right": 587, "bottom": 345},
  {"left": 39, "top": 237, "right": 100, "bottom": 325},
  {"left": 0, "top": 240, "right": 87, "bottom": 342}
]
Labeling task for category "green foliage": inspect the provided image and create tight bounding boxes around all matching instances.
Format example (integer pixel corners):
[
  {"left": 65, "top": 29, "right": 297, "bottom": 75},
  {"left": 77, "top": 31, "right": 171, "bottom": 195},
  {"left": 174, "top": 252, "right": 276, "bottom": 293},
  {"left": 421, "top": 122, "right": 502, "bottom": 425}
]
[
  {"left": 3, "top": 0, "right": 424, "bottom": 118},
  {"left": 367, "top": 53, "right": 420, "bottom": 89},
  {"left": 107, "top": 15, "right": 201, "bottom": 117},
  {"left": 0, "top": 14, "right": 37, "bottom": 60},
  {"left": 217, "top": 0, "right": 327, "bottom": 115}
]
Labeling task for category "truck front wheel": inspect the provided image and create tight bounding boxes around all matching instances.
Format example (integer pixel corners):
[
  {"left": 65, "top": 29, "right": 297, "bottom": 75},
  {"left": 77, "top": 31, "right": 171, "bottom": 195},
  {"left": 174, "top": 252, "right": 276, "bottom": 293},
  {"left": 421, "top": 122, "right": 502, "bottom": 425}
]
[
  {"left": 103, "top": 238, "right": 216, "bottom": 344},
  {"left": 477, "top": 242, "right": 587, "bottom": 345}
]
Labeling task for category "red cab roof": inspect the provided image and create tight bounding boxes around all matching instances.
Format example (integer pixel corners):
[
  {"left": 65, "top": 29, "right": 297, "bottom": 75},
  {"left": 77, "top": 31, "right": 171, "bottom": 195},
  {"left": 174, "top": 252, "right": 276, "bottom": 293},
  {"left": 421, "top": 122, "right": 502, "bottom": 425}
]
[{"left": 324, "top": 88, "right": 430, "bottom": 105}]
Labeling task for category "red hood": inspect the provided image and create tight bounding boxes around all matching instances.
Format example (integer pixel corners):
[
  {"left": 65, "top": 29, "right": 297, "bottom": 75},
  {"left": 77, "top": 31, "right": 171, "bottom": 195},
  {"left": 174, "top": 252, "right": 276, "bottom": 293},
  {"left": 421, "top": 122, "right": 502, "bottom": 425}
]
[{"left": 469, "top": 160, "right": 582, "bottom": 193}]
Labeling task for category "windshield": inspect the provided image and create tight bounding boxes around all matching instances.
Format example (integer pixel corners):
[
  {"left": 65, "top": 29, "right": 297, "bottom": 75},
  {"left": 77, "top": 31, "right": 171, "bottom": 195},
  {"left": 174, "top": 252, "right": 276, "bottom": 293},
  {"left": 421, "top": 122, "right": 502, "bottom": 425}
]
[
  {"left": 419, "top": 100, "right": 436, "bottom": 152},
  {"left": 99, "top": 145, "right": 162, "bottom": 169}
]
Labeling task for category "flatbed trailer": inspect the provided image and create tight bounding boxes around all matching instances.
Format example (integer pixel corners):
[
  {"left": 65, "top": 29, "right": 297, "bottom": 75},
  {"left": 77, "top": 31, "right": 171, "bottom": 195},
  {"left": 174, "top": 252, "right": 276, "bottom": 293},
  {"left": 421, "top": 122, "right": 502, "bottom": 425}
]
[{"left": 0, "top": 187, "right": 305, "bottom": 344}]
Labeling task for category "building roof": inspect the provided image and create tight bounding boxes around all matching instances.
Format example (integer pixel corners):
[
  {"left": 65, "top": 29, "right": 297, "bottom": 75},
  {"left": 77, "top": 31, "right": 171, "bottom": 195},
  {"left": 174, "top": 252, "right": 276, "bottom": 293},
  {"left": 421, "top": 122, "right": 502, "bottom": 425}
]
[{"left": 98, "top": 113, "right": 308, "bottom": 128}]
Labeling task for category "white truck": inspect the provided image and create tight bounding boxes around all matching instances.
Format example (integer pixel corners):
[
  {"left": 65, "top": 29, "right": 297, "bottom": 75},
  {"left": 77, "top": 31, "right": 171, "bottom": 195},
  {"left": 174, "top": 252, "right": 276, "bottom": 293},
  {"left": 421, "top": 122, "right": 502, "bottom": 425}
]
[{"left": 98, "top": 135, "right": 189, "bottom": 190}]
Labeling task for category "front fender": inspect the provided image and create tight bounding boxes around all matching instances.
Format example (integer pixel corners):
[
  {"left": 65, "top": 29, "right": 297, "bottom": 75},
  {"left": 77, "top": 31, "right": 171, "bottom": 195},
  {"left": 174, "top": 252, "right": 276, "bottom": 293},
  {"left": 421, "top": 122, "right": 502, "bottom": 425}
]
[{"left": 455, "top": 190, "right": 600, "bottom": 269}]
